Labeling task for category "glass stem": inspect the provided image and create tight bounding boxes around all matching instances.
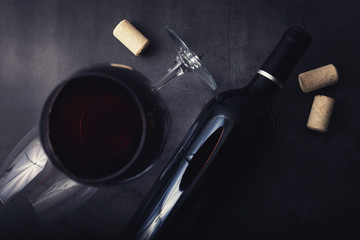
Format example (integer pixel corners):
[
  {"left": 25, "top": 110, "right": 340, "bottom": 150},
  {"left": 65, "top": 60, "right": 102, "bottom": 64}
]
[{"left": 152, "top": 58, "right": 185, "bottom": 92}]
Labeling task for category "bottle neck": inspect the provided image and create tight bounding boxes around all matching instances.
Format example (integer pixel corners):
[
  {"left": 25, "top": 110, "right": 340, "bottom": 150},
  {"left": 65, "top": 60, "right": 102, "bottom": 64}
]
[
  {"left": 246, "top": 69, "right": 282, "bottom": 105},
  {"left": 242, "top": 26, "right": 312, "bottom": 105}
]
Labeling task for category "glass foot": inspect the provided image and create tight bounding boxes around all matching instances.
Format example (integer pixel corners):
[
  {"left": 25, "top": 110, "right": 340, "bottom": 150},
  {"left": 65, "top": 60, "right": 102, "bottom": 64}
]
[{"left": 152, "top": 27, "right": 217, "bottom": 91}]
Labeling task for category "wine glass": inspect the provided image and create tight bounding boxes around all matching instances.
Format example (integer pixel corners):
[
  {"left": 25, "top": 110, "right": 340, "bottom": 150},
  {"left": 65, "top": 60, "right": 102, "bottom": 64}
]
[
  {"left": 0, "top": 26, "right": 215, "bottom": 233},
  {"left": 0, "top": 26, "right": 216, "bottom": 205}
]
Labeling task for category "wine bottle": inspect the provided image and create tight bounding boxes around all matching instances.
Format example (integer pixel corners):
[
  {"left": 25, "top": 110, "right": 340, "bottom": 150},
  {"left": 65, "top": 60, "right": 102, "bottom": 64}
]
[{"left": 122, "top": 26, "right": 312, "bottom": 240}]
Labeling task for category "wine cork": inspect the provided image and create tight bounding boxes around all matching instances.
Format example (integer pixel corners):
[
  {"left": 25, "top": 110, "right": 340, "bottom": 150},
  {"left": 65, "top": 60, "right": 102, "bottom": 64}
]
[
  {"left": 113, "top": 20, "right": 150, "bottom": 56},
  {"left": 298, "top": 64, "right": 338, "bottom": 93},
  {"left": 307, "top": 95, "right": 335, "bottom": 133}
]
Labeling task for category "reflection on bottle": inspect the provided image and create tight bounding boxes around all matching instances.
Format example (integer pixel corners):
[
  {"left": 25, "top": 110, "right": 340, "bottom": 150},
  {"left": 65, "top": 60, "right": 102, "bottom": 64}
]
[{"left": 139, "top": 160, "right": 188, "bottom": 239}]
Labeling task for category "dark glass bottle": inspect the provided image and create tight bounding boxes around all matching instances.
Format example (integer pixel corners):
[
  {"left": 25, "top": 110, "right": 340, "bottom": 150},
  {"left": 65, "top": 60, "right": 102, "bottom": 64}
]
[{"left": 122, "top": 26, "right": 312, "bottom": 240}]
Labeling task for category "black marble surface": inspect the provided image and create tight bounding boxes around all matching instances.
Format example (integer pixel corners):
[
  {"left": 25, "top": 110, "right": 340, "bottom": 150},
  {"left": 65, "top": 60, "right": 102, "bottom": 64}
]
[{"left": 1, "top": 0, "right": 360, "bottom": 239}]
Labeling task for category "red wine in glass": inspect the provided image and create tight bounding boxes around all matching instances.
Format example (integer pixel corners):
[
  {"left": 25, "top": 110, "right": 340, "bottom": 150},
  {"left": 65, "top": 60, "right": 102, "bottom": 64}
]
[{"left": 40, "top": 65, "right": 168, "bottom": 184}]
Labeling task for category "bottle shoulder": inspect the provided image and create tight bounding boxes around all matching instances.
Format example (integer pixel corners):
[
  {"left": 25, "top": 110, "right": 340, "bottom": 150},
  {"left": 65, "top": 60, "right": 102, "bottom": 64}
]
[
  {"left": 192, "top": 89, "right": 275, "bottom": 134},
  {"left": 214, "top": 88, "right": 273, "bottom": 113}
]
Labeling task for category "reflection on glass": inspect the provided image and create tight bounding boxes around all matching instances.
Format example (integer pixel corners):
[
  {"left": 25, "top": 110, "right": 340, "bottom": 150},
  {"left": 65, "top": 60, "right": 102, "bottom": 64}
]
[
  {"left": 0, "top": 127, "right": 97, "bottom": 221},
  {"left": 0, "top": 138, "right": 47, "bottom": 204},
  {"left": 28, "top": 167, "right": 97, "bottom": 220},
  {"left": 0, "top": 128, "right": 46, "bottom": 205}
]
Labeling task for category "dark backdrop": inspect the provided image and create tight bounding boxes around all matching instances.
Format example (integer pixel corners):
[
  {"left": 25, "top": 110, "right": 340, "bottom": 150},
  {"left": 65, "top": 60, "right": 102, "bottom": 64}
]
[{"left": 1, "top": 0, "right": 360, "bottom": 239}]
